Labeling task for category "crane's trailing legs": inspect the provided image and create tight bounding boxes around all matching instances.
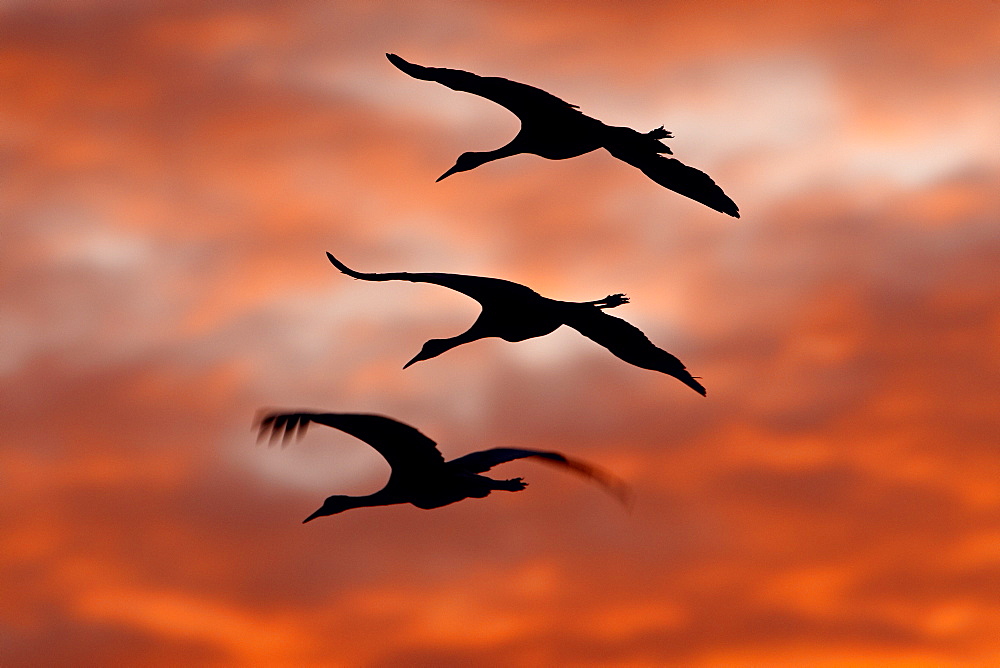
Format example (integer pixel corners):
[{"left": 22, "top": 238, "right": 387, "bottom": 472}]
[
  {"left": 584, "top": 293, "right": 630, "bottom": 308},
  {"left": 646, "top": 126, "right": 674, "bottom": 154},
  {"left": 494, "top": 477, "right": 528, "bottom": 491}
]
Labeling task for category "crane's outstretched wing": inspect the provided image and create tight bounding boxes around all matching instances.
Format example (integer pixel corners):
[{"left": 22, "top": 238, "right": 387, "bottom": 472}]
[
  {"left": 563, "top": 308, "right": 707, "bottom": 395},
  {"left": 386, "top": 53, "right": 579, "bottom": 120},
  {"left": 447, "top": 447, "right": 630, "bottom": 505},
  {"left": 327, "top": 252, "right": 541, "bottom": 307},
  {"left": 256, "top": 411, "right": 445, "bottom": 473},
  {"left": 603, "top": 141, "right": 739, "bottom": 218}
]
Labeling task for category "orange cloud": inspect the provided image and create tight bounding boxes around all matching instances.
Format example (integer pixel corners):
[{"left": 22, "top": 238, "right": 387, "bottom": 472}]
[{"left": 3, "top": 0, "right": 998, "bottom": 665}]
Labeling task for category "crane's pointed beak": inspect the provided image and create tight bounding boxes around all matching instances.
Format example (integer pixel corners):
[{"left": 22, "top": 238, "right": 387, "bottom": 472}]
[
  {"left": 302, "top": 507, "right": 325, "bottom": 524},
  {"left": 402, "top": 354, "right": 420, "bottom": 369},
  {"left": 436, "top": 165, "right": 460, "bottom": 182}
]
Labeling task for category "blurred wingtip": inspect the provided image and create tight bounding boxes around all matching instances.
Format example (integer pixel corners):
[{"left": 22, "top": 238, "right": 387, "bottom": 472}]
[
  {"left": 550, "top": 453, "right": 632, "bottom": 509},
  {"left": 615, "top": 484, "right": 635, "bottom": 512},
  {"left": 253, "top": 409, "right": 276, "bottom": 443},
  {"left": 252, "top": 410, "right": 312, "bottom": 448}
]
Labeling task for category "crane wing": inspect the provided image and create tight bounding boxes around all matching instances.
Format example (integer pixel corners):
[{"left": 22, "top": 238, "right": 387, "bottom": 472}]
[
  {"left": 327, "top": 252, "right": 540, "bottom": 308},
  {"left": 447, "top": 447, "right": 630, "bottom": 505},
  {"left": 563, "top": 308, "right": 707, "bottom": 395},
  {"left": 603, "top": 142, "right": 739, "bottom": 218},
  {"left": 256, "top": 411, "right": 445, "bottom": 473},
  {"left": 387, "top": 53, "right": 579, "bottom": 120}
]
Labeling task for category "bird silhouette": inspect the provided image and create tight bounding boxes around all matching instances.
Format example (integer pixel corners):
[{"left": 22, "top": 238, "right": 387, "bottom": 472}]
[
  {"left": 327, "top": 252, "right": 707, "bottom": 395},
  {"left": 257, "top": 411, "right": 629, "bottom": 521},
  {"left": 386, "top": 53, "right": 739, "bottom": 218}
]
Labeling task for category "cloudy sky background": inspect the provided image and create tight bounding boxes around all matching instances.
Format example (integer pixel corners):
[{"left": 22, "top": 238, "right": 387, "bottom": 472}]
[{"left": 3, "top": 0, "right": 999, "bottom": 665}]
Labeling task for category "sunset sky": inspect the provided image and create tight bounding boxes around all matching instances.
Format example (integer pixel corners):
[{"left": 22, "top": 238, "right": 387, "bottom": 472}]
[{"left": 3, "top": 0, "right": 999, "bottom": 665}]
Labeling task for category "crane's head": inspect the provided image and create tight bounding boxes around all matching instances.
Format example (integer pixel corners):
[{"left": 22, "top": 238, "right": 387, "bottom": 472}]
[
  {"left": 436, "top": 152, "right": 490, "bottom": 182},
  {"left": 403, "top": 338, "right": 455, "bottom": 369},
  {"left": 302, "top": 496, "right": 354, "bottom": 523}
]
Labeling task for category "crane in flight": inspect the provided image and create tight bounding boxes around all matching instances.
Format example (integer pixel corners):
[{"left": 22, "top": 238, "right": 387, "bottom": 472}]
[
  {"left": 387, "top": 53, "right": 739, "bottom": 218},
  {"left": 257, "top": 411, "right": 629, "bottom": 521},
  {"left": 327, "top": 252, "right": 707, "bottom": 395}
]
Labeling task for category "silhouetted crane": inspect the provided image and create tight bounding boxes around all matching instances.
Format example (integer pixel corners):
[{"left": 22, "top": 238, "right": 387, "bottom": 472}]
[
  {"left": 327, "top": 252, "right": 706, "bottom": 395},
  {"left": 257, "top": 411, "right": 628, "bottom": 521},
  {"left": 387, "top": 53, "right": 739, "bottom": 218}
]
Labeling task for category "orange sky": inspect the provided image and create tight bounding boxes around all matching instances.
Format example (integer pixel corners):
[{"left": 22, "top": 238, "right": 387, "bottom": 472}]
[{"left": 3, "top": 0, "right": 1000, "bottom": 665}]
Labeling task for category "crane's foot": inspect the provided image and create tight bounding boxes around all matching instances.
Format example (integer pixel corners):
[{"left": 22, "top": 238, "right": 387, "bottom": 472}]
[
  {"left": 646, "top": 125, "right": 674, "bottom": 140},
  {"left": 646, "top": 126, "right": 674, "bottom": 154},
  {"left": 593, "top": 293, "right": 629, "bottom": 309},
  {"left": 497, "top": 477, "right": 528, "bottom": 492}
]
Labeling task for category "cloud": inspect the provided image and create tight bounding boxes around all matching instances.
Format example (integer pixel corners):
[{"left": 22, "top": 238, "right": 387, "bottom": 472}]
[{"left": 3, "top": 0, "right": 999, "bottom": 665}]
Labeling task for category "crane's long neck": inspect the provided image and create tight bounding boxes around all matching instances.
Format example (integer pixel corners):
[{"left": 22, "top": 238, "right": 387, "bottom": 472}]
[
  {"left": 475, "top": 142, "right": 524, "bottom": 164},
  {"left": 305, "top": 488, "right": 404, "bottom": 522},
  {"left": 439, "top": 141, "right": 525, "bottom": 181},
  {"left": 346, "top": 488, "right": 402, "bottom": 510},
  {"left": 441, "top": 327, "right": 489, "bottom": 350},
  {"left": 406, "top": 327, "right": 489, "bottom": 368}
]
